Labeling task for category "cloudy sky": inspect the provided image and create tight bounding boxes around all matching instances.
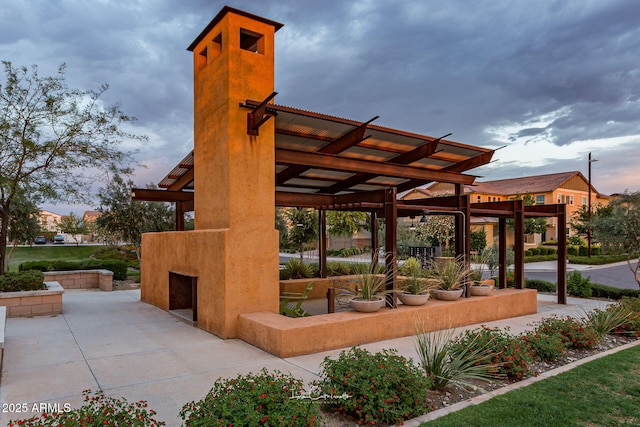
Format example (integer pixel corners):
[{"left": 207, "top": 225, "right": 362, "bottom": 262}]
[{"left": 2, "top": 0, "right": 639, "bottom": 214}]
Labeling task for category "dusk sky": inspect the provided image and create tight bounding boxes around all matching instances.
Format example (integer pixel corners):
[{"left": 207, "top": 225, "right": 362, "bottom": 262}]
[{"left": 2, "top": 0, "right": 639, "bottom": 215}]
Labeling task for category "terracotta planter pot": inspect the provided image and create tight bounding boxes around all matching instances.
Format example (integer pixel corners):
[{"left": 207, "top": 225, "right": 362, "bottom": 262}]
[
  {"left": 469, "top": 285, "right": 494, "bottom": 296},
  {"left": 349, "top": 297, "right": 385, "bottom": 312},
  {"left": 431, "top": 288, "right": 464, "bottom": 301},
  {"left": 397, "top": 293, "right": 430, "bottom": 306}
]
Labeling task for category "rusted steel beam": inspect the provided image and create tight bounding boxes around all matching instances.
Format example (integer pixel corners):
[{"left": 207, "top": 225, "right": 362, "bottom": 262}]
[
  {"left": 276, "top": 149, "right": 477, "bottom": 184},
  {"left": 322, "top": 133, "right": 448, "bottom": 194},
  {"left": 276, "top": 117, "right": 377, "bottom": 185},
  {"left": 167, "top": 168, "right": 194, "bottom": 191},
  {"left": 131, "top": 188, "right": 194, "bottom": 202},
  {"left": 246, "top": 92, "right": 277, "bottom": 136},
  {"left": 275, "top": 191, "right": 334, "bottom": 207}
]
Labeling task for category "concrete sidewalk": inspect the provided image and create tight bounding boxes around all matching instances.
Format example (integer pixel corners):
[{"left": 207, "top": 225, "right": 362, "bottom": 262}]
[{"left": 0, "top": 289, "right": 616, "bottom": 426}]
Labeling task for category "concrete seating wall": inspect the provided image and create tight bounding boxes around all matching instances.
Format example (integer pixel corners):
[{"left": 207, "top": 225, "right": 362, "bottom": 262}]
[
  {"left": 0, "top": 282, "right": 64, "bottom": 318},
  {"left": 43, "top": 269, "right": 113, "bottom": 292}
]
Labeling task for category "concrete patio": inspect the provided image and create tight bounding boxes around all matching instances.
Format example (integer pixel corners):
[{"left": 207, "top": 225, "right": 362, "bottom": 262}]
[{"left": 0, "top": 289, "right": 619, "bottom": 426}]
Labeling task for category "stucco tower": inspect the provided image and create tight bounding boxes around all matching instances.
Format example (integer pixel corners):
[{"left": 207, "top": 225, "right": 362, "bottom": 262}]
[{"left": 141, "top": 7, "right": 282, "bottom": 339}]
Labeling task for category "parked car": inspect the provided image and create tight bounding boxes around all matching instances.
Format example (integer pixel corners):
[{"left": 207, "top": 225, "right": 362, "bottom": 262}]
[
  {"left": 53, "top": 235, "right": 65, "bottom": 244},
  {"left": 34, "top": 236, "right": 47, "bottom": 245}
]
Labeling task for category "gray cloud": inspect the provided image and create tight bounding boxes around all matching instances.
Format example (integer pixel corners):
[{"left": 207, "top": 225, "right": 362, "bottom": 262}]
[{"left": 2, "top": 0, "right": 639, "bottom": 214}]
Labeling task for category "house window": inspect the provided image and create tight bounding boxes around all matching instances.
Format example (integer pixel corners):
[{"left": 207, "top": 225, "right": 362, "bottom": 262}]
[
  {"left": 582, "top": 196, "right": 587, "bottom": 206},
  {"left": 535, "top": 195, "right": 545, "bottom": 205},
  {"left": 477, "top": 195, "right": 481, "bottom": 202},
  {"left": 568, "top": 195, "right": 574, "bottom": 205},
  {"left": 557, "top": 194, "right": 566, "bottom": 203}
]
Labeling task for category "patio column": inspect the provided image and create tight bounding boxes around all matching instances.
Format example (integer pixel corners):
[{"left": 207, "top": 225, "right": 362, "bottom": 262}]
[
  {"left": 498, "top": 217, "right": 507, "bottom": 289},
  {"left": 557, "top": 204, "right": 567, "bottom": 304},
  {"left": 319, "top": 209, "right": 327, "bottom": 278},
  {"left": 513, "top": 198, "right": 525, "bottom": 289},
  {"left": 384, "top": 187, "right": 397, "bottom": 308},
  {"left": 371, "top": 211, "right": 379, "bottom": 268}
]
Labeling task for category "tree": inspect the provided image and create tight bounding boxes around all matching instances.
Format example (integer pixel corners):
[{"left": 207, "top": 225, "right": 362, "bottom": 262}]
[
  {"left": 4, "top": 189, "right": 40, "bottom": 271},
  {"left": 95, "top": 174, "right": 174, "bottom": 259},
  {"left": 0, "top": 61, "right": 143, "bottom": 274},
  {"left": 326, "top": 211, "right": 369, "bottom": 249},
  {"left": 275, "top": 208, "right": 289, "bottom": 248},
  {"left": 591, "top": 191, "right": 640, "bottom": 289},
  {"left": 284, "top": 208, "right": 317, "bottom": 260},
  {"left": 58, "top": 212, "right": 85, "bottom": 246},
  {"left": 415, "top": 215, "right": 455, "bottom": 252}
]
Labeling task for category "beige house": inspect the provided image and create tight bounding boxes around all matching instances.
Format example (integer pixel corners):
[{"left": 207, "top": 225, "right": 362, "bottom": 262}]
[{"left": 403, "top": 171, "right": 610, "bottom": 245}]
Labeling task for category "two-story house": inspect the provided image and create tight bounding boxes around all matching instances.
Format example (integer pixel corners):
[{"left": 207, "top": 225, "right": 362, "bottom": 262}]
[{"left": 402, "top": 171, "right": 610, "bottom": 246}]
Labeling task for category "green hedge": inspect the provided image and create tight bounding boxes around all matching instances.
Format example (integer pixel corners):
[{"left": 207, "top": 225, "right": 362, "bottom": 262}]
[
  {"left": 525, "top": 279, "right": 556, "bottom": 293},
  {"left": 591, "top": 283, "right": 640, "bottom": 300},
  {"left": 0, "top": 271, "right": 46, "bottom": 292},
  {"left": 20, "top": 259, "right": 128, "bottom": 280},
  {"left": 569, "top": 254, "right": 634, "bottom": 265}
]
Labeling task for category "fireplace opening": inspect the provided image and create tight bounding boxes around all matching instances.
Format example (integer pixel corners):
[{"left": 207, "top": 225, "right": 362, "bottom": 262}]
[{"left": 169, "top": 271, "right": 198, "bottom": 323}]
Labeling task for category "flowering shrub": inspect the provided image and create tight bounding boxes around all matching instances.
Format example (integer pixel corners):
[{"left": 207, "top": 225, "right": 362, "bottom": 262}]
[
  {"left": 520, "top": 329, "right": 566, "bottom": 362},
  {"left": 534, "top": 315, "right": 599, "bottom": 349},
  {"left": 179, "top": 369, "right": 321, "bottom": 426},
  {"left": 315, "top": 347, "right": 430, "bottom": 425},
  {"left": 452, "top": 326, "right": 532, "bottom": 380},
  {"left": 8, "top": 389, "right": 164, "bottom": 427}
]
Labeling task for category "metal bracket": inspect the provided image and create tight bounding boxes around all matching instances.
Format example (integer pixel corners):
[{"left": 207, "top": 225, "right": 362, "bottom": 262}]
[{"left": 247, "top": 92, "right": 277, "bottom": 135}]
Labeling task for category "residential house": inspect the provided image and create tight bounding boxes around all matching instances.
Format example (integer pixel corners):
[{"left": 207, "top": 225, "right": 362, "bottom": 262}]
[{"left": 402, "top": 171, "right": 610, "bottom": 246}]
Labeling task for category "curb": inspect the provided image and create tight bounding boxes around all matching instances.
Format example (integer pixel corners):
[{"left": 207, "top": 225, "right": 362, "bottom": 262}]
[{"left": 403, "top": 339, "right": 640, "bottom": 426}]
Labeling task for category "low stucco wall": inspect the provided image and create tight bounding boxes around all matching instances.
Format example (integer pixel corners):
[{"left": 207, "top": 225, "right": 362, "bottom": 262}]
[
  {"left": 43, "top": 269, "right": 113, "bottom": 291},
  {"left": 239, "top": 288, "right": 538, "bottom": 357},
  {"left": 0, "top": 281, "right": 64, "bottom": 317},
  {"left": 280, "top": 276, "right": 362, "bottom": 300}
]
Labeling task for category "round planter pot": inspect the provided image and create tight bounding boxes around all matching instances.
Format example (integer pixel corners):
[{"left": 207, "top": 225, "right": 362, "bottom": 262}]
[
  {"left": 469, "top": 285, "right": 494, "bottom": 296},
  {"left": 397, "top": 293, "right": 430, "bottom": 306},
  {"left": 350, "top": 297, "right": 385, "bottom": 313},
  {"left": 431, "top": 288, "right": 464, "bottom": 301}
]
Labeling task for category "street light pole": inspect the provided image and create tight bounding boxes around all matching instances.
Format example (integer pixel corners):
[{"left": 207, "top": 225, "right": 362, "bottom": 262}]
[{"left": 587, "top": 152, "right": 598, "bottom": 257}]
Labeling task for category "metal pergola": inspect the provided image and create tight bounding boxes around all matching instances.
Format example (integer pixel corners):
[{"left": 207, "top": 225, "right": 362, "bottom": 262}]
[{"left": 132, "top": 99, "right": 567, "bottom": 304}]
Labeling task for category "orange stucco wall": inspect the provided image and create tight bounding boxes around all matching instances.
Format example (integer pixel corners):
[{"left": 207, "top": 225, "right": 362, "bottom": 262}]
[
  {"left": 239, "top": 288, "right": 538, "bottom": 357},
  {"left": 141, "top": 9, "right": 280, "bottom": 339},
  {"left": 142, "top": 229, "right": 279, "bottom": 338}
]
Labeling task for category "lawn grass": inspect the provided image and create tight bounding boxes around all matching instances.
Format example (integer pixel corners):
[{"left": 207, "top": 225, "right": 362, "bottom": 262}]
[
  {"left": 422, "top": 344, "right": 640, "bottom": 426},
  {"left": 4, "top": 245, "right": 102, "bottom": 272}
]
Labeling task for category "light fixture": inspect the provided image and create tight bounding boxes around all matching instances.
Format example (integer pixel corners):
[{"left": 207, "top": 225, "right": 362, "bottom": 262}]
[
  {"left": 419, "top": 209, "right": 429, "bottom": 223},
  {"left": 409, "top": 216, "right": 416, "bottom": 231}
]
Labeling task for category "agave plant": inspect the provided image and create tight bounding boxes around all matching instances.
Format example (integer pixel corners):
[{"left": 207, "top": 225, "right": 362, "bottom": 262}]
[
  {"left": 398, "top": 257, "right": 438, "bottom": 295},
  {"left": 426, "top": 255, "right": 470, "bottom": 291},
  {"left": 338, "top": 261, "right": 391, "bottom": 301},
  {"left": 414, "top": 321, "right": 502, "bottom": 391}
]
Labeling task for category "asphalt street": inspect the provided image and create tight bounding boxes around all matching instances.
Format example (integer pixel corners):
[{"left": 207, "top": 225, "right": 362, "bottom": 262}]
[{"left": 526, "top": 261, "right": 639, "bottom": 291}]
